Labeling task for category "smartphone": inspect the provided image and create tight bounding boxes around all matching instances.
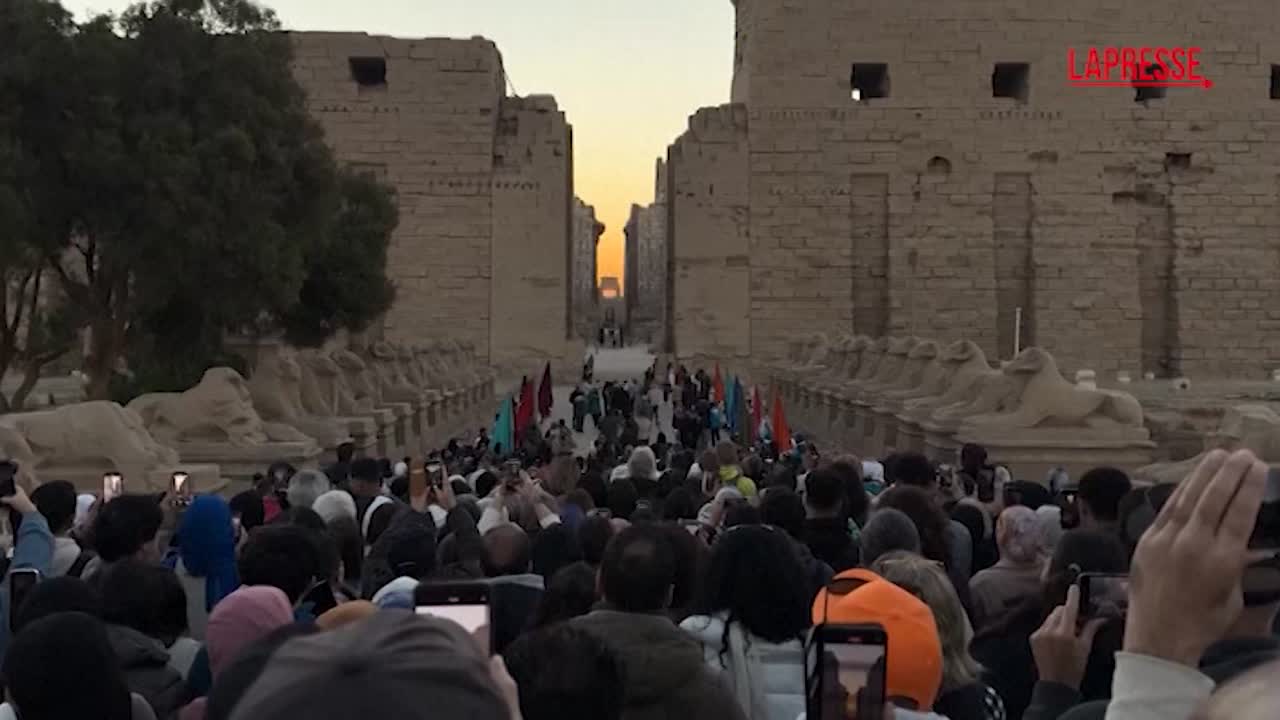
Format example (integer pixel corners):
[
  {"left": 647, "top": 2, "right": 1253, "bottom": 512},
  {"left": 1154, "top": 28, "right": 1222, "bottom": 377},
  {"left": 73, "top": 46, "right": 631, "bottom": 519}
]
[
  {"left": 103, "top": 473, "right": 124, "bottom": 502},
  {"left": 0, "top": 461, "right": 17, "bottom": 498},
  {"left": 502, "top": 459, "right": 523, "bottom": 487},
  {"left": 1079, "top": 572, "right": 1130, "bottom": 621},
  {"left": 805, "top": 623, "right": 887, "bottom": 720},
  {"left": 171, "top": 471, "right": 191, "bottom": 503},
  {"left": 8, "top": 568, "right": 40, "bottom": 632},
  {"left": 426, "top": 462, "right": 445, "bottom": 490},
  {"left": 299, "top": 579, "right": 338, "bottom": 616},
  {"left": 414, "top": 581, "right": 492, "bottom": 652}
]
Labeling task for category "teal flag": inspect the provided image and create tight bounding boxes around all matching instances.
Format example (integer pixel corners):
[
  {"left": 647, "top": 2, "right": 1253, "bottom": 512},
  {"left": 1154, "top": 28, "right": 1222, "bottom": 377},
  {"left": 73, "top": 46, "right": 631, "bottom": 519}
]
[{"left": 491, "top": 395, "right": 514, "bottom": 456}]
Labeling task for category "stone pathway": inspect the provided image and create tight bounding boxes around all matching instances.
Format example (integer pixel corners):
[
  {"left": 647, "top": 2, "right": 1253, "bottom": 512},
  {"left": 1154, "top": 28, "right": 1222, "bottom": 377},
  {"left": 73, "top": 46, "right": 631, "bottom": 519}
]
[{"left": 512, "top": 345, "right": 674, "bottom": 457}]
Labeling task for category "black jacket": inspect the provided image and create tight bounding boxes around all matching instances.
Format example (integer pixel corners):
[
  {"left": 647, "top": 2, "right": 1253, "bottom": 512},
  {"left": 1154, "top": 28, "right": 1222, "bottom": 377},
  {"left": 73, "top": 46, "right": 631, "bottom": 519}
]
[
  {"left": 802, "top": 517, "right": 860, "bottom": 573},
  {"left": 571, "top": 609, "right": 748, "bottom": 720}
]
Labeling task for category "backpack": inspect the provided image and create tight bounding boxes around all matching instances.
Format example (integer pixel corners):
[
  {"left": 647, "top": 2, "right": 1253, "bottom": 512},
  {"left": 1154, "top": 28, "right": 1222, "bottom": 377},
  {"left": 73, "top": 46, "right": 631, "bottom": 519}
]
[{"left": 67, "top": 549, "right": 97, "bottom": 579}]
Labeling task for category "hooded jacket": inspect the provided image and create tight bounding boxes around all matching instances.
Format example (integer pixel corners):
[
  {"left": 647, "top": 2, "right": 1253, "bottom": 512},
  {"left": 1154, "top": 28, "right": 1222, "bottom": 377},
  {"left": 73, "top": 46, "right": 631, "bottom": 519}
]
[
  {"left": 104, "top": 624, "right": 187, "bottom": 718},
  {"left": 571, "top": 609, "right": 748, "bottom": 720}
]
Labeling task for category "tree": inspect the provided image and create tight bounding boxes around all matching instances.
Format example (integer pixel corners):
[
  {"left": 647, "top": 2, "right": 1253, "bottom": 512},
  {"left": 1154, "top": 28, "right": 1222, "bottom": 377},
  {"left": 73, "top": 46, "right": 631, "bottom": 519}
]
[
  {"left": 1, "top": 0, "right": 400, "bottom": 401},
  {"left": 279, "top": 169, "right": 398, "bottom": 347},
  {"left": 0, "top": 0, "right": 87, "bottom": 410}
]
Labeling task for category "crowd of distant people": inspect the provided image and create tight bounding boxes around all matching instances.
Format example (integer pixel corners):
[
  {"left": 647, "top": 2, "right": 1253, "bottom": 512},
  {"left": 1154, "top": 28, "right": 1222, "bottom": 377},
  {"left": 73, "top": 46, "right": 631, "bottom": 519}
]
[{"left": 0, "top": 357, "right": 1273, "bottom": 720}]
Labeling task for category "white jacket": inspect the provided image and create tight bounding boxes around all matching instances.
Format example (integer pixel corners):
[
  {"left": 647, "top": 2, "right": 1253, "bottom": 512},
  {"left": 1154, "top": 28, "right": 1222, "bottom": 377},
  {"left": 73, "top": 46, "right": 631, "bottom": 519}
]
[
  {"left": 681, "top": 612, "right": 805, "bottom": 720},
  {"left": 1103, "top": 652, "right": 1213, "bottom": 720}
]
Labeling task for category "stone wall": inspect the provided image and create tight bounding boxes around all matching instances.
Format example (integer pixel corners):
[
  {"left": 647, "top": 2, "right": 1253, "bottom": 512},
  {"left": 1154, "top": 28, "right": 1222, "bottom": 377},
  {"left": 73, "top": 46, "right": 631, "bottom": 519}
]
[
  {"left": 572, "top": 198, "right": 604, "bottom": 340},
  {"left": 291, "top": 33, "right": 579, "bottom": 378},
  {"left": 630, "top": 159, "right": 669, "bottom": 347},
  {"left": 672, "top": 0, "right": 1280, "bottom": 379},
  {"left": 490, "top": 95, "right": 579, "bottom": 379},
  {"left": 667, "top": 104, "right": 752, "bottom": 364}
]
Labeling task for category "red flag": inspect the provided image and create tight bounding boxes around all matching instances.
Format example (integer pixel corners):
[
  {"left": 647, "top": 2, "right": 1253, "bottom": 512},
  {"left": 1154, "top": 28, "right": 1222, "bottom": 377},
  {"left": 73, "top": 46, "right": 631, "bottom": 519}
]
[
  {"left": 713, "top": 362, "right": 725, "bottom": 405},
  {"left": 537, "top": 362, "right": 554, "bottom": 418},
  {"left": 514, "top": 377, "right": 535, "bottom": 435},
  {"left": 750, "top": 386, "right": 762, "bottom": 441},
  {"left": 771, "top": 386, "right": 792, "bottom": 452}
]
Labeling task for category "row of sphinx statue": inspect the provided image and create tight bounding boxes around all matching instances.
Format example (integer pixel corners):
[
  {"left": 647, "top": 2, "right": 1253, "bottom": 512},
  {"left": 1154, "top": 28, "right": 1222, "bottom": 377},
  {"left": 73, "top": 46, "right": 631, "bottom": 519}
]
[
  {"left": 768, "top": 333, "right": 1153, "bottom": 475},
  {"left": 0, "top": 339, "right": 493, "bottom": 491}
]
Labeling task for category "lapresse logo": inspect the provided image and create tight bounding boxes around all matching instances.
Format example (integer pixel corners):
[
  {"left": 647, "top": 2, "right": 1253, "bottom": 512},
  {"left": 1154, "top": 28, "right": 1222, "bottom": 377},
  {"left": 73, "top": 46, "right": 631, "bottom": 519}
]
[{"left": 1068, "top": 47, "right": 1212, "bottom": 89}]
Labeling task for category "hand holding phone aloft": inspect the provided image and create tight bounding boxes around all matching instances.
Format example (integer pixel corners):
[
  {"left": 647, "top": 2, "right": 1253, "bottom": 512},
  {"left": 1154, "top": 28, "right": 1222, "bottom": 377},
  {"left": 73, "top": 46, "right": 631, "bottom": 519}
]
[{"left": 1125, "top": 449, "right": 1267, "bottom": 667}]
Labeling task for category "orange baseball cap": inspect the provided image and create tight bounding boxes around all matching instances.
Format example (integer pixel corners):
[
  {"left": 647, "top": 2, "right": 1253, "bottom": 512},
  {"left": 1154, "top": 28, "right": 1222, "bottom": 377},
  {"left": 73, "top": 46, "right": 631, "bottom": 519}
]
[{"left": 811, "top": 568, "right": 943, "bottom": 711}]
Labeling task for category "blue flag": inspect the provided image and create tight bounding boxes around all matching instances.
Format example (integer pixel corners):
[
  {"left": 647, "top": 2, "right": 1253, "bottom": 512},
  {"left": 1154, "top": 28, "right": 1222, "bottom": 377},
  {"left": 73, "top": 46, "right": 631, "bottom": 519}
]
[{"left": 491, "top": 395, "right": 514, "bottom": 456}]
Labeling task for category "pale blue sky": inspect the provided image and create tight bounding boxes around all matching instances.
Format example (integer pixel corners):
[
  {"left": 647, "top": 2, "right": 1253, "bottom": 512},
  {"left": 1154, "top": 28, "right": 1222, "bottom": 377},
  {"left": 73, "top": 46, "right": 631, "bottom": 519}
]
[{"left": 60, "top": 0, "right": 736, "bottom": 281}]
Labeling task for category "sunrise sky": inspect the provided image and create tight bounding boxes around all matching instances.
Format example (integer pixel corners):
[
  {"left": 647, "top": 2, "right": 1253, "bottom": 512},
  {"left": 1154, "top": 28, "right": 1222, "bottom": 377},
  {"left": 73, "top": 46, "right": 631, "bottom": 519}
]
[{"left": 61, "top": 0, "right": 735, "bottom": 287}]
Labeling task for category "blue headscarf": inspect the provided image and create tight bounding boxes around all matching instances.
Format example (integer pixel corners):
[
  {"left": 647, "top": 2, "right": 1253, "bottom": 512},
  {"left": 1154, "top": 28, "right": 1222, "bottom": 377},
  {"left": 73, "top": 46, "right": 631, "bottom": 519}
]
[{"left": 176, "top": 495, "right": 240, "bottom": 611}]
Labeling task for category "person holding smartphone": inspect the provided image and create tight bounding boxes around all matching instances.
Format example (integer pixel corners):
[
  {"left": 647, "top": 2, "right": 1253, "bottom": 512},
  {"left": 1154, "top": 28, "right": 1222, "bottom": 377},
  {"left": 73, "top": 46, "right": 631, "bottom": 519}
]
[{"left": 0, "top": 480, "right": 53, "bottom": 662}]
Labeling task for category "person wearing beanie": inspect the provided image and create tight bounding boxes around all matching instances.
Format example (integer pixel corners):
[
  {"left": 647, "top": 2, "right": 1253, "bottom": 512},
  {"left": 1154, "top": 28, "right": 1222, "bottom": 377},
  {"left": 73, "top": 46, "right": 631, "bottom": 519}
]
[
  {"left": 315, "top": 600, "right": 378, "bottom": 631},
  {"left": 225, "top": 612, "right": 517, "bottom": 720},
  {"left": 371, "top": 576, "right": 420, "bottom": 610},
  {"left": 3, "top": 612, "right": 155, "bottom": 720},
  {"left": 860, "top": 509, "right": 923, "bottom": 567},
  {"left": 812, "top": 568, "right": 945, "bottom": 713},
  {"left": 179, "top": 586, "right": 295, "bottom": 720},
  {"left": 969, "top": 506, "right": 1045, "bottom": 633},
  {"left": 204, "top": 624, "right": 318, "bottom": 720}
]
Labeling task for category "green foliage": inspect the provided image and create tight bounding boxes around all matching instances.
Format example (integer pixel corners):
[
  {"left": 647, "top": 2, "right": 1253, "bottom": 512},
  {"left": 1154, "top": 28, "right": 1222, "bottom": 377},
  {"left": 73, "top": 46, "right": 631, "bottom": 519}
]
[
  {"left": 280, "top": 169, "right": 399, "bottom": 347},
  {"left": 0, "top": 0, "right": 399, "bottom": 400}
]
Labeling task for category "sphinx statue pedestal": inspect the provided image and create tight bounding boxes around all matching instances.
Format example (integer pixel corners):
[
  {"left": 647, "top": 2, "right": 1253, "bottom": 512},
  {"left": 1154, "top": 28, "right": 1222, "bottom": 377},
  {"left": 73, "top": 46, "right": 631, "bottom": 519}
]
[
  {"left": 953, "top": 425, "right": 1155, "bottom": 483},
  {"left": 127, "top": 368, "right": 325, "bottom": 484},
  {"left": 895, "top": 415, "right": 929, "bottom": 454},
  {"left": 0, "top": 401, "right": 226, "bottom": 494},
  {"left": 921, "top": 417, "right": 965, "bottom": 464}
]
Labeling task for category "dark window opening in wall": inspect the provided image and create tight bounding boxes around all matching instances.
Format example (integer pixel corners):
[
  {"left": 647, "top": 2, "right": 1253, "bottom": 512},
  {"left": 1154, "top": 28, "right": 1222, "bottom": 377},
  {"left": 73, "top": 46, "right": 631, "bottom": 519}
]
[
  {"left": 1165, "top": 152, "right": 1192, "bottom": 170},
  {"left": 992, "top": 63, "right": 1030, "bottom": 101},
  {"left": 850, "top": 64, "right": 889, "bottom": 101},
  {"left": 1135, "top": 65, "right": 1166, "bottom": 102},
  {"left": 1271, "top": 66, "right": 1280, "bottom": 99},
  {"left": 349, "top": 57, "right": 387, "bottom": 88}
]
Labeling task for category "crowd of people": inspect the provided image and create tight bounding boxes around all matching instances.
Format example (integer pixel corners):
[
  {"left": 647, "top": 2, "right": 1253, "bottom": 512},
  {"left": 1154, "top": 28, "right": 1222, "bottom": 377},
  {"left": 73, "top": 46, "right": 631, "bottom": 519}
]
[{"left": 0, "top": 360, "right": 1274, "bottom": 720}]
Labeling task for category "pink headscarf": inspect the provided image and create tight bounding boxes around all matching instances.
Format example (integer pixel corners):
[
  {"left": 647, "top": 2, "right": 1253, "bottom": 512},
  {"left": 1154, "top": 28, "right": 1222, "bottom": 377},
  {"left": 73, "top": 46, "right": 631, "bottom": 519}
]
[{"left": 179, "top": 586, "right": 294, "bottom": 720}]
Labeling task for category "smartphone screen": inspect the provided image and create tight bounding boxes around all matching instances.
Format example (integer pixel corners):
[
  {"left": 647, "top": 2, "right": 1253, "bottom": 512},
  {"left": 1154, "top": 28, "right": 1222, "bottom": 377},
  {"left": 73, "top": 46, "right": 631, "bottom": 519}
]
[
  {"left": 426, "top": 463, "right": 445, "bottom": 489},
  {"left": 414, "top": 582, "right": 492, "bottom": 652},
  {"left": 9, "top": 569, "right": 40, "bottom": 632},
  {"left": 0, "top": 461, "right": 17, "bottom": 499},
  {"left": 807, "top": 625, "right": 887, "bottom": 720},
  {"left": 103, "top": 474, "right": 123, "bottom": 502},
  {"left": 1080, "top": 573, "right": 1129, "bottom": 621},
  {"left": 171, "top": 472, "right": 191, "bottom": 503},
  {"left": 415, "top": 602, "right": 490, "bottom": 633}
]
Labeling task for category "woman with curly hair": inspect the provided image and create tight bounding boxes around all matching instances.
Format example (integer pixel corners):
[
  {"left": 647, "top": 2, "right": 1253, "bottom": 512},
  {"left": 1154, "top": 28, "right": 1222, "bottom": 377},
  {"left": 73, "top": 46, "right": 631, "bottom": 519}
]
[{"left": 679, "top": 524, "right": 811, "bottom": 720}]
